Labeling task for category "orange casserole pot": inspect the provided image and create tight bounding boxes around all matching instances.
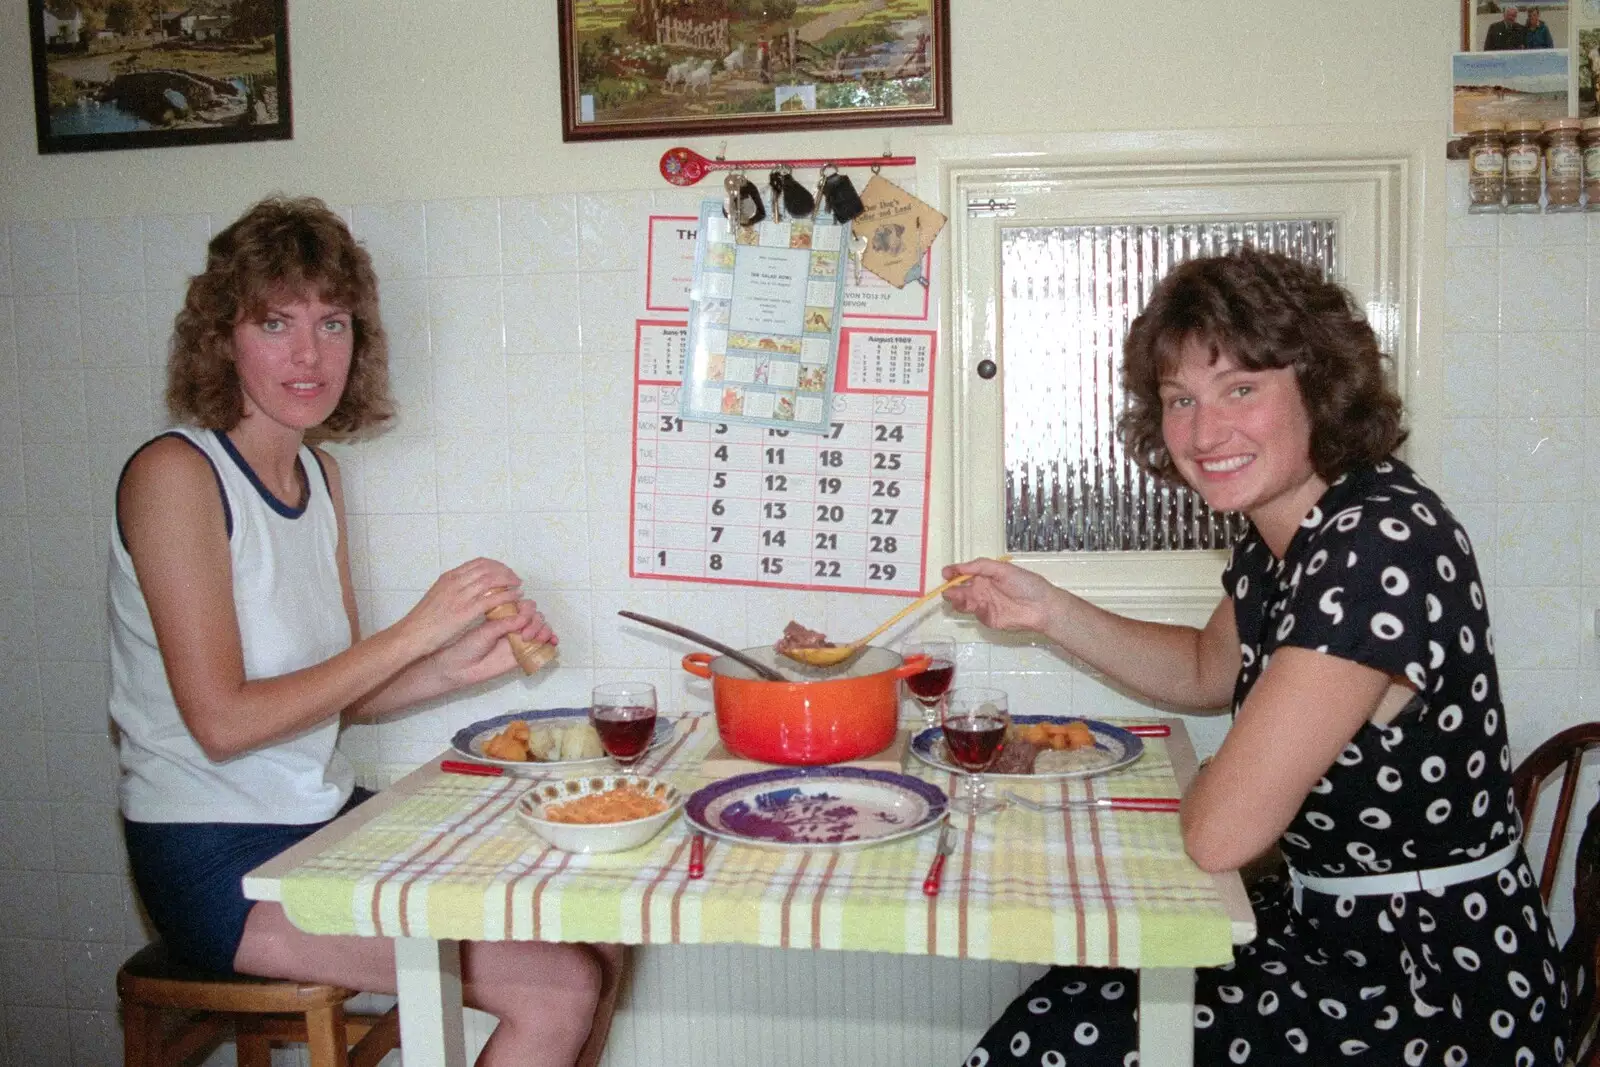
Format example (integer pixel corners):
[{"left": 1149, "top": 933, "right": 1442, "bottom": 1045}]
[{"left": 682, "top": 646, "right": 931, "bottom": 765}]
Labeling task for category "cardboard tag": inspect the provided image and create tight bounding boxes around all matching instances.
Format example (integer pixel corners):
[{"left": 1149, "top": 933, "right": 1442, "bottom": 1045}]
[{"left": 851, "top": 174, "right": 948, "bottom": 289}]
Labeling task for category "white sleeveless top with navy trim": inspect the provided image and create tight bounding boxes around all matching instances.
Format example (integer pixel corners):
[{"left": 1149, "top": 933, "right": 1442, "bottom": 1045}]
[{"left": 109, "top": 428, "right": 355, "bottom": 824}]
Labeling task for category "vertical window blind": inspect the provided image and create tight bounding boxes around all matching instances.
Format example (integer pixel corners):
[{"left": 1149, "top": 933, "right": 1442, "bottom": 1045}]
[{"left": 1001, "top": 220, "right": 1338, "bottom": 553}]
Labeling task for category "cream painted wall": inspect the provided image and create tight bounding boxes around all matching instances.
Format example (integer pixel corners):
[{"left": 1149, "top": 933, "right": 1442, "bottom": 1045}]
[
  {"left": 2, "top": 2, "right": 1455, "bottom": 222},
  {"left": 12, "top": 4, "right": 1562, "bottom": 1066}
]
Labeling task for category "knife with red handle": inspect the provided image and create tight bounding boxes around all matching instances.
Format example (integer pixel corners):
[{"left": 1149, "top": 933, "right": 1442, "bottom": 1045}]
[
  {"left": 1125, "top": 724, "right": 1171, "bottom": 737},
  {"left": 688, "top": 832, "right": 706, "bottom": 879},
  {"left": 922, "top": 821, "right": 955, "bottom": 897},
  {"left": 441, "top": 759, "right": 504, "bottom": 777}
]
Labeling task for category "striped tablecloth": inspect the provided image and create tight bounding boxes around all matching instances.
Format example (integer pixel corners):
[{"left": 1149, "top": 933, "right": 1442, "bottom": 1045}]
[{"left": 279, "top": 714, "right": 1234, "bottom": 968}]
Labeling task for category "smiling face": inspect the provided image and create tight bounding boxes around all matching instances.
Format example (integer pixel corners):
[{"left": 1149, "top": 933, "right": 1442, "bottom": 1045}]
[
  {"left": 1158, "top": 336, "right": 1327, "bottom": 554},
  {"left": 231, "top": 292, "right": 355, "bottom": 438}
]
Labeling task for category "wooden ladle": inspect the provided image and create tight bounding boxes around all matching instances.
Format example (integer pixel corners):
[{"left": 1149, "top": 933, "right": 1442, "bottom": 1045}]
[{"left": 782, "top": 570, "right": 984, "bottom": 668}]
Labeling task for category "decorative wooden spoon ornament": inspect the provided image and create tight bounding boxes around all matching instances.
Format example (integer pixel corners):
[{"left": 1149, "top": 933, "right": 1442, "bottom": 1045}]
[{"left": 658, "top": 146, "right": 917, "bottom": 187}]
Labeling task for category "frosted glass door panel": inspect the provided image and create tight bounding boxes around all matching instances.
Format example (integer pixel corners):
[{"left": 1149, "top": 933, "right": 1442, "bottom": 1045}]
[{"left": 1000, "top": 221, "right": 1337, "bottom": 553}]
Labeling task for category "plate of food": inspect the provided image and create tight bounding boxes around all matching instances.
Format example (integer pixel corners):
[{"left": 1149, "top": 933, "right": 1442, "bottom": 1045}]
[
  {"left": 451, "top": 708, "right": 675, "bottom": 774},
  {"left": 910, "top": 715, "right": 1144, "bottom": 780},
  {"left": 684, "top": 766, "right": 947, "bottom": 850}
]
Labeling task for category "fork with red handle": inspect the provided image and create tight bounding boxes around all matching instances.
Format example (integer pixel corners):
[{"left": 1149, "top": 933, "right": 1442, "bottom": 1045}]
[{"left": 1005, "top": 792, "right": 1180, "bottom": 813}]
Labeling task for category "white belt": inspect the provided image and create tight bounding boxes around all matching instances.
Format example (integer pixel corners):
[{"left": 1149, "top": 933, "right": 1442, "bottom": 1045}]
[{"left": 1288, "top": 842, "right": 1519, "bottom": 912}]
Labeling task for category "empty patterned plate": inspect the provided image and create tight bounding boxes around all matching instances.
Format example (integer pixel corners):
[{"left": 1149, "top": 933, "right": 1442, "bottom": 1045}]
[{"left": 685, "top": 767, "right": 947, "bottom": 850}]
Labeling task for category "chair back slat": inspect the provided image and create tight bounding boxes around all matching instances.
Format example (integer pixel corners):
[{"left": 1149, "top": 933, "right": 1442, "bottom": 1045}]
[
  {"left": 1542, "top": 751, "right": 1588, "bottom": 902},
  {"left": 1510, "top": 722, "right": 1600, "bottom": 1067}
]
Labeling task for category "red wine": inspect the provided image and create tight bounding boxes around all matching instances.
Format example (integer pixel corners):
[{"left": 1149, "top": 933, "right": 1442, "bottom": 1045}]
[
  {"left": 943, "top": 714, "right": 1005, "bottom": 772},
  {"left": 905, "top": 660, "right": 955, "bottom": 703},
  {"left": 593, "top": 705, "right": 656, "bottom": 761}
]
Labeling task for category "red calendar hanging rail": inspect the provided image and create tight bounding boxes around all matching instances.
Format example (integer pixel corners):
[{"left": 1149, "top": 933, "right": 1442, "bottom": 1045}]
[{"left": 660, "top": 146, "right": 916, "bottom": 186}]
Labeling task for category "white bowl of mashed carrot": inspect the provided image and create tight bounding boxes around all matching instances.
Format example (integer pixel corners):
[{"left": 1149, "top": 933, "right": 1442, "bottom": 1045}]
[{"left": 515, "top": 774, "right": 684, "bottom": 854}]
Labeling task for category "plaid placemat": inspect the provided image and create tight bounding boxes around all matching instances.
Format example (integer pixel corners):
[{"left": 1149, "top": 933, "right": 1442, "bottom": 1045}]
[{"left": 279, "top": 715, "right": 1234, "bottom": 967}]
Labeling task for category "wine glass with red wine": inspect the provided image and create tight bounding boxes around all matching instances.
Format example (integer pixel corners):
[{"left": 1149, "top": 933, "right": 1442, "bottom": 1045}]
[
  {"left": 590, "top": 682, "right": 658, "bottom": 769},
  {"left": 942, "top": 687, "right": 1008, "bottom": 816},
  {"left": 903, "top": 637, "right": 956, "bottom": 728}
]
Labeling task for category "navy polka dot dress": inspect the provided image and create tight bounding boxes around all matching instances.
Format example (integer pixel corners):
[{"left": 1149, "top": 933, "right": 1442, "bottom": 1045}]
[{"left": 965, "top": 460, "right": 1570, "bottom": 1066}]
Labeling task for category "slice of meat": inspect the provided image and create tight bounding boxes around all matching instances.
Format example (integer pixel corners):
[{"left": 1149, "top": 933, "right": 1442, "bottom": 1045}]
[
  {"left": 774, "top": 620, "right": 830, "bottom": 654},
  {"left": 990, "top": 737, "right": 1039, "bottom": 775}
]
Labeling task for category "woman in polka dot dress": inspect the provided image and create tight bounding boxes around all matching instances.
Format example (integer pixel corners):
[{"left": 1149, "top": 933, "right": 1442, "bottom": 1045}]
[{"left": 943, "top": 247, "right": 1570, "bottom": 1066}]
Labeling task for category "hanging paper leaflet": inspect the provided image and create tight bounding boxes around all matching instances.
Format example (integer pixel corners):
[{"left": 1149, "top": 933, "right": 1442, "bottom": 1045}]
[{"left": 677, "top": 201, "right": 848, "bottom": 435}]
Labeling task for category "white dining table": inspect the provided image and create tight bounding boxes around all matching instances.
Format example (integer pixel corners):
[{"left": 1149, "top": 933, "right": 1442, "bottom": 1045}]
[{"left": 245, "top": 717, "right": 1255, "bottom": 1067}]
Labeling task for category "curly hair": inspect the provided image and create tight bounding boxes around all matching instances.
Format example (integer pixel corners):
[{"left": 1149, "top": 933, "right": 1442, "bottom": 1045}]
[
  {"left": 166, "top": 195, "right": 392, "bottom": 439},
  {"left": 1118, "top": 245, "right": 1406, "bottom": 484}
]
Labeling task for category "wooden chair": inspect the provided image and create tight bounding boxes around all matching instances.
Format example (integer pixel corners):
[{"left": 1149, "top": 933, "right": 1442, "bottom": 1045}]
[
  {"left": 116, "top": 941, "right": 399, "bottom": 1067},
  {"left": 1511, "top": 722, "right": 1600, "bottom": 1067},
  {"left": 119, "top": 939, "right": 629, "bottom": 1067}
]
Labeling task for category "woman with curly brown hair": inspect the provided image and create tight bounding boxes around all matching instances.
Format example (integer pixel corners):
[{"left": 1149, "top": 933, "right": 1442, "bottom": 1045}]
[
  {"left": 111, "top": 196, "right": 615, "bottom": 1066},
  {"left": 945, "top": 247, "right": 1569, "bottom": 1065}
]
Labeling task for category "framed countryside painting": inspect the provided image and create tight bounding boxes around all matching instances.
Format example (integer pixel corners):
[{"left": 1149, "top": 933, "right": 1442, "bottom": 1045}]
[
  {"left": 558, "top": 0, "right": 951, "bottom": 142},
  {"left": 30, "top": 0, "right": 292, "bottom": 155}
]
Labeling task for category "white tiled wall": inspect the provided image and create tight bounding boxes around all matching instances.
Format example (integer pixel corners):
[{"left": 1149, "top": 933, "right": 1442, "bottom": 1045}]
[{"left": 1, "top": 171, "right": 1597, "bottom": 1064}]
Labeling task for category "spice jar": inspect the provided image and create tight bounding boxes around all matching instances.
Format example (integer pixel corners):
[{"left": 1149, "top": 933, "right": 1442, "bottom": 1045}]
[
  {"left": 1504, "top": 119, "right": 1544, "bottom": 213},
  {"left": 1582, "top": 117, "right": 1600, "bottom": 210},
  {"left": 1465, "top": 122, "right": 1505, "bottom": 213},
  {"left": 1544, "top": 118, "right": 1583, "bottom": 212}
]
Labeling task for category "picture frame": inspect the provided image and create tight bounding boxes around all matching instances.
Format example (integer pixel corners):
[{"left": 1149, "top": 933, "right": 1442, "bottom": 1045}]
[
  {"left": 557, "top": 0, "right": 951, "bottom": 142},
  {"left": 29, "top": 0, "right": 292, "bottom": 155}
]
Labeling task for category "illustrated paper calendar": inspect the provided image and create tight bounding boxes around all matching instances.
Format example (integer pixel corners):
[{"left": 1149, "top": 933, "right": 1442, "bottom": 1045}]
[
  {"left": 676, "top": 200, "right": 848, "bottom": 435},
  {"left": 630, "top": 320, "right": 936, "bottom": 596}
]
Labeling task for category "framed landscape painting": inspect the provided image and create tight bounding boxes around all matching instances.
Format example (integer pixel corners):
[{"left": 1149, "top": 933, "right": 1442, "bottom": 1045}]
[
  {"left": 558, "top": 0, "right": 951, "bottom": 142},
  {"left": 30, "top": 0, "right": 292, "bottom": 154}
]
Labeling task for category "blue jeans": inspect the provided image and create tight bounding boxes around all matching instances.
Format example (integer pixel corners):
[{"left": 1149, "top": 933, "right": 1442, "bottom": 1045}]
[{"left": 123, "top": 788, "right": 372, "bottom": 973}]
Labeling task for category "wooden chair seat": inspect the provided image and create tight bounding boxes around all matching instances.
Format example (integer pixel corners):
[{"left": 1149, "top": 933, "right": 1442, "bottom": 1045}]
[{"left": 116, "top": 941, "right": 399, "bottom": 1067}]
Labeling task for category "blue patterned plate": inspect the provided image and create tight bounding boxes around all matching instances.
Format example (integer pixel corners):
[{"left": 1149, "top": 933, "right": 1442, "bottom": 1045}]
[
  {"left": 910, "top": 715, "right": 1144, "bottom": 781},
  {"left": 450, "top": 708, "right": 675, "bottom": 775},
  {"left": 685, "top": 767, "right": 948, "bottom": 850}
]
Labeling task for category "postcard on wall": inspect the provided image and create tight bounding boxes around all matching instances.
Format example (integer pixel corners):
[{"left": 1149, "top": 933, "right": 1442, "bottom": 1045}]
[
  {"left": 1466, "top": 1, "right": 1570, "bottom": 53},
  {"left": 1582, "top": 3, "right": 1600, "bottom": 116},
  {"left": 1452, "top": 48, "right": 1573, "bottom": 134},
  {"left": 678, "top": 199, "right": 847, "bottom": 435}
]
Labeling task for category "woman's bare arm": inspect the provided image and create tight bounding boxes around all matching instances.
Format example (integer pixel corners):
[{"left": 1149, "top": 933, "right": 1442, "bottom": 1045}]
[
  {"left": 942, "top": 557, "right": 1240, "bottom": 711},
  {"left": 1179, "top": 646, "right": 1394, "bottom": 872},
  {"left": 317, "top": 449, "right": 556, "bottom": 721},
  {"left": 120, "top": 439, "right": 526, "bottom": 760}
]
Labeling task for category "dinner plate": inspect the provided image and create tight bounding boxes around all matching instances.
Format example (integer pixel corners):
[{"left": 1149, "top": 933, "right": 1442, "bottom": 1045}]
[
  {"left": 910, "top": 716, "right": 1144, "bottom": 781},
  {"left": 450, "top": 708, "right": 676, "bottom": 774},
  {"left": 685, "top": 767, "right": 948, "bottom": 850}
]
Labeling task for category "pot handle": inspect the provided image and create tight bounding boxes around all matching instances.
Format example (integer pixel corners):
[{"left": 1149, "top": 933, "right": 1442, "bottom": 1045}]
[
  {"left": 682, "top": 652, "right": 714, "bottom": 678},
  {"left": 891, "top": 653, "right": 932, "bottom": 679}
]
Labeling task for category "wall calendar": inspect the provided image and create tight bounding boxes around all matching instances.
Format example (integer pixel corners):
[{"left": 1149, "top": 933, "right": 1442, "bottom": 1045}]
[{"left": 629, "top": 321, "right": 936, "bottom": 595}]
